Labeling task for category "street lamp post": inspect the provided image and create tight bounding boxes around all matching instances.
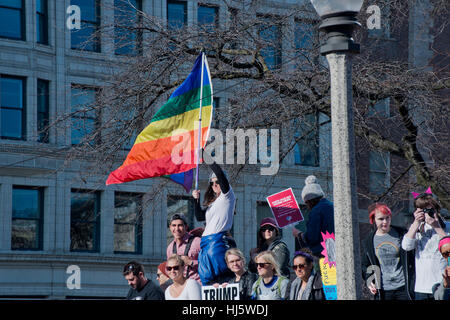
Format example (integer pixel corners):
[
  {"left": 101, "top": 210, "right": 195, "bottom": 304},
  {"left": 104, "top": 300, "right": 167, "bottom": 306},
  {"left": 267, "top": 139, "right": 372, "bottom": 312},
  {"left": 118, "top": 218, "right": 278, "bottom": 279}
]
[{"left": 309, "top": 0, "right": 364, "bottom": 300}]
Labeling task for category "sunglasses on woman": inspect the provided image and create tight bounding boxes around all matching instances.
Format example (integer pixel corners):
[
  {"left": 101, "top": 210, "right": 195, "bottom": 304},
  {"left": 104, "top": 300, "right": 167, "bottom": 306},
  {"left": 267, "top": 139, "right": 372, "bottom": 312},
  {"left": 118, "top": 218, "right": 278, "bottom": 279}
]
[
  {"left": 292, "top": 263, "right": 307, "bottom": 270},
  {"left": 210, "top": 181, "right": 219, "bottom": 186},
  {"left": 256, "top": 262, "right": 271, "bottom": 268},
  {"left": 166, "top": 265, "right": 180, "bottom": 271},
  {"left": 261, "top": 225, "right": 276, "bottom": 232}
]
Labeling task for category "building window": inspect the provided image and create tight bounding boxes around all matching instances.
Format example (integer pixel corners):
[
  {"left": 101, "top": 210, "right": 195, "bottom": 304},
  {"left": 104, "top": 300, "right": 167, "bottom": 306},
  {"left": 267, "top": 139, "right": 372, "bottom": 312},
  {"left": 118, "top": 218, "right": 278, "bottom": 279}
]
[
  {"left": 11, "top": 187, "right": 44, "bottom": 250},
  {"left": 37, "top": 79, "right": 49, "bottom": 143},
  {"left": 71, "top": 86, "right": 98, "bottom": 145},
  {"left": 114, "top": 192, "right": 143, "bottom": 254},
  {"left": 71, "top": 0, "right": 101, "bottom": 52},
  {"left": 198, "top": 4, "right": 218, "bottom": 53},
  {"left": 198, "top": 4, "right": 218, "bottom": 31},
  {"left": 369, "top": 151, "right": 389, "bottom": 195},
  {"left": 0, "top": 75, "right": 26, "bottom": 140},
  {"left": 167, "top": 195, "right": 195, "bottom": 245},
  {"left": 70, "top": 190, "right": 101, "bottom": 252},
  {"left": 294, "top": 19, "right": 315, "bottom": 67},
  {"left": 294, "top": 113, "right": 319, "bottom": 167},
  {"left": 36, "top": 0, "right": 48, "bottom": 44},
  {"left": 114, "top": 0, "right": 142, "bottom": 55},
  {"left": 167, "top": 0, "right": 187, "bottom": 30},
  {"left": 258, "top": 17, "right": 282, "bottom": 70},
  {"left": 0, "top": 0, "right": 24, "bottom": 40},
  {"left": 228, "top": 7, "right": 239, "bottom": 49}
]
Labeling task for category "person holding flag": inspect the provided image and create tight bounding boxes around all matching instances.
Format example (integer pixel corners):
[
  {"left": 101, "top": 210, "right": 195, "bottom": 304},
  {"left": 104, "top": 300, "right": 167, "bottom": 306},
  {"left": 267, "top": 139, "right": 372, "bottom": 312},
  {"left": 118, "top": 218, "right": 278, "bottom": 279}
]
[
  {"left": 192, "top": 150, "right": 237, "bottom": 285},
  {"left": 106, "top": 52, "right": 214, "bottom": 193}
]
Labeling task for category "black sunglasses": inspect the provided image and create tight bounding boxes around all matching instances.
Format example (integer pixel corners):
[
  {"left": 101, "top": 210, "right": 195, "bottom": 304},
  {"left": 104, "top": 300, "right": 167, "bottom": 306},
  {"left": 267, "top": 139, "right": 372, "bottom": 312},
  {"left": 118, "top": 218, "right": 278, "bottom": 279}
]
[
  {"left": 292, "top": 263, "right": 307, "bottom": 270},
  {"left": 166, "top": 265, "right": 180, "bottom": 271},
  {"left": 256, "top": 262, "right": 271, "bottom": 268},
  {"left": 210, "top": 181, "right": 219, "bottom": 186},
  {"left": 261, "top": 225, "right": 276, "bottom": 232},
  {"left": 127, "top": 264, "right": 136, "bottom": 272}
]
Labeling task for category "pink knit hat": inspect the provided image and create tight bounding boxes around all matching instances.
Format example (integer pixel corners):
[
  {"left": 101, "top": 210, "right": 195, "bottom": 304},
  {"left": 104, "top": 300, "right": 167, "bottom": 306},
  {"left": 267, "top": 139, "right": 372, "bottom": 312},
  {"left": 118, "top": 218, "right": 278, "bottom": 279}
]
[{"left": 260, "top": 217, "right": 279, "bottom": 229}]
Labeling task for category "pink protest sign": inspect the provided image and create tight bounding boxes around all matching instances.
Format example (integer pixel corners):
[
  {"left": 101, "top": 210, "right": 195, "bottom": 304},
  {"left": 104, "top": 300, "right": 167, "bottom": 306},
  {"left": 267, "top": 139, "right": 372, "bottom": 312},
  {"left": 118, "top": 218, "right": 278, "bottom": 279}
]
[{"left": 266, "top": 188, "right": 304, "bottom": 228}]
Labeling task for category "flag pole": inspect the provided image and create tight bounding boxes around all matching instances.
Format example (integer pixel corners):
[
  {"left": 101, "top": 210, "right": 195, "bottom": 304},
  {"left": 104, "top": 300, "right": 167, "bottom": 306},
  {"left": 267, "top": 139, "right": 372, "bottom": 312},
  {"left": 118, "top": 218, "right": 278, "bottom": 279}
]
[{"left": 195, "top": 52, "right": 205, "bottom": 191}]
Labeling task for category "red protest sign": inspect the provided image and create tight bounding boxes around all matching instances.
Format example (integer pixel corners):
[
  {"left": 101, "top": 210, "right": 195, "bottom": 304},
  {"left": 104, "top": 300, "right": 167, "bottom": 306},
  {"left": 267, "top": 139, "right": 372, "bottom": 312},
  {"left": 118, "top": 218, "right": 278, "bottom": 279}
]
[{"left": 266, "top": 188, "right": 304, "bottom": 228}]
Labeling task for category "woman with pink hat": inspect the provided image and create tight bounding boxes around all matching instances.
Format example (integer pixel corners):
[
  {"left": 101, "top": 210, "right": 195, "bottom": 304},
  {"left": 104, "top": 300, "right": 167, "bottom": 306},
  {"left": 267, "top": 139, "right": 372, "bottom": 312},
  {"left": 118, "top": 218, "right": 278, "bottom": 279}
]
[
  {"left": 432, "top": 236, "right": 450, "bottom": 300},
  {"left": 248, "top": 217, "right": 290, "bottom": 278}
]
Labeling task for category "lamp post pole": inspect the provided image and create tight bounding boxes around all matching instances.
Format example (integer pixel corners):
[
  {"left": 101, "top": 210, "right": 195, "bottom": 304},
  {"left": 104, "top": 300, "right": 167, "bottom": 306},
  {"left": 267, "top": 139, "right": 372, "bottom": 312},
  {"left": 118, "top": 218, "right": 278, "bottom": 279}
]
[
  {"left": 327, "top": 52, "right": 362, "bottom": 300},
  {"left": 309, "top": 1, "right": 365, "bottom": 300}
]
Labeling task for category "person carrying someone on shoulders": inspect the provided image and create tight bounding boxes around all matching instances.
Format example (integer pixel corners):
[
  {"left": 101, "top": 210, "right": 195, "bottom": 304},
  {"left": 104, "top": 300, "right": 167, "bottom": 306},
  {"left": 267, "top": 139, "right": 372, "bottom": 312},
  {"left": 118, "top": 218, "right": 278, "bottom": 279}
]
[
  {"left": 192, "top": 151, "right": 237, "bottom": 285},
  {"left": 213, "top": 248, "right": 258, "bottom": 300},
  {"left": 401, "top": 189, "right": 449, "bottom": 300},
  {"left": 432, "top": 236, "right": 450, "bottom": 300},
  {"left": 361, "top": 203, "right": 415, "bottom": 300},
  {"left": 290, "top": 248, "right": 325, "bottom": 300},
  {"left": 166, "top": 212, "right": 201, "bottom": 283},
  {"left": 165, "top": 254, "right": 202, "bottom": 300},
  {"left": 123, "top": 261, "right": 165, "bottom": 300},
  {"left": 251, "top": 251, "right": 289, "bottom": 300},
  {"left": 248, "top": 218, "right": 290, "bottom": 279},
  {"left": 292, "top": 175, "right": 334, "bottom": 258}
]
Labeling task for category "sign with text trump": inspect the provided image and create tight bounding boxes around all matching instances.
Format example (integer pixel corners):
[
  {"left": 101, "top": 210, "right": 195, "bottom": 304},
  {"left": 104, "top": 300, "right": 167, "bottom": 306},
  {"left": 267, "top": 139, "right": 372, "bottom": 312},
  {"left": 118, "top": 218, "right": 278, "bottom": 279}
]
[{"left": 202, "top": 283, "right": 240, "bottom": 300}]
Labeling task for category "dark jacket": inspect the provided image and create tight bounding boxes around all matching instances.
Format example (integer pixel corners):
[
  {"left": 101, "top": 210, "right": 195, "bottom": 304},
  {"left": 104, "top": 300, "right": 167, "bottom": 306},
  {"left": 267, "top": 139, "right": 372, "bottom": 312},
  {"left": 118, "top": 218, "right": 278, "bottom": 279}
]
[
  {"left": 361, "top": 226, "right": 415, "bottom": 300},
  {"left": 303, "top": 198, "right": 335, "bottom": 256},
  {"left": 289, "top": 270, "right": 325, "bottom": 300},
  {"left": 223, "top": 270, "right": 258, "bottom": 300}
]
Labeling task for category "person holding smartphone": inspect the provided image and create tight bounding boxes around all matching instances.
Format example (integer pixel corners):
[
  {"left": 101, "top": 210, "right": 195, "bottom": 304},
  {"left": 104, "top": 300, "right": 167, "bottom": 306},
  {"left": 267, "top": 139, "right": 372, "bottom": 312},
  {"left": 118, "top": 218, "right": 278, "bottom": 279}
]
[{"left": 402, "top": 191, "right": 449, "bottom": 300}]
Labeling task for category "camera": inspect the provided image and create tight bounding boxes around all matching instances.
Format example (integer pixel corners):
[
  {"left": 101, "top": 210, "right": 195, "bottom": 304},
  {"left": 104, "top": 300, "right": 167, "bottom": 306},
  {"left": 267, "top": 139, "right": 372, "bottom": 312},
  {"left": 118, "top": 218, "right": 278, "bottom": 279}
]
[{"left": 423, "top": 208, "right": 435, "bottom": 217}]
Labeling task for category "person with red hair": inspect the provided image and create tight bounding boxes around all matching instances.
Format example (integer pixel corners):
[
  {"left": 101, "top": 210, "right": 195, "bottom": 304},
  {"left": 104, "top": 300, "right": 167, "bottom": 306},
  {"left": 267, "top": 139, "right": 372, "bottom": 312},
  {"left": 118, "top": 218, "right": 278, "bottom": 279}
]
[{"left": 361, "top": 203, "right": 415, "bottom": 300}]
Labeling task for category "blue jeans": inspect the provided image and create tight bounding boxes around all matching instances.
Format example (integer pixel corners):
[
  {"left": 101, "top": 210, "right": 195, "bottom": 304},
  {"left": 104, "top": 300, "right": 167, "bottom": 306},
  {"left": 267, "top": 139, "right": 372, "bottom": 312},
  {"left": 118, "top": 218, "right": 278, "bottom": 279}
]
[{"left": 415, "top": 292, "right": 434, "bottom": 300}]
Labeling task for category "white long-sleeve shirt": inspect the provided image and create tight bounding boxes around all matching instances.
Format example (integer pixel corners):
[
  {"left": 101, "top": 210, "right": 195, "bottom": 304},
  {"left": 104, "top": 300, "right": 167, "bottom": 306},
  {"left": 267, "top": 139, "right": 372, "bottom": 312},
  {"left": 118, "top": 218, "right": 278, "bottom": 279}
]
[{"left": 401, "top": 222, "right": 449, "bottom": 294}]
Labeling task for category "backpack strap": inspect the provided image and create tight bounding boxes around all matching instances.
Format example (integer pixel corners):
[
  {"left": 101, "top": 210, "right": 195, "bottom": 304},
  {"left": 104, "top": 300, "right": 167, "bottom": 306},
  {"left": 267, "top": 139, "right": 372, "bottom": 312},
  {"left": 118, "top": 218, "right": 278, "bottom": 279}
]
[
  {"left": 184, "top": 234, "right": 195, "bottom": 256},
  {"left": 276, "top": 276, "right": 286, "bottom": 299},
  {"left": 172, "top": 234, "right": 195, "bottom": 256}
]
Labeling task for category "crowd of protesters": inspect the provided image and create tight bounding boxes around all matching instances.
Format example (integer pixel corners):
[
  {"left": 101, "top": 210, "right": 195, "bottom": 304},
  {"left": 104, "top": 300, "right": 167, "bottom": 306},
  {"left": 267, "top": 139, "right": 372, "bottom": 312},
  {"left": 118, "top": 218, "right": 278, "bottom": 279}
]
[{"left": 122, "top": 165, "right": 449, "bottom": 301}]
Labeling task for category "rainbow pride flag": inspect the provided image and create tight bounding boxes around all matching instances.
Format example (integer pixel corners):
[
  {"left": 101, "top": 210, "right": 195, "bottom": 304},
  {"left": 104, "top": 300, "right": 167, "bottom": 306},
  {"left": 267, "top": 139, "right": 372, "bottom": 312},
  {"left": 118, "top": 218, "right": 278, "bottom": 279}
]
[{"left": 106, "top": 53, "right": 213, "bottom": 190}]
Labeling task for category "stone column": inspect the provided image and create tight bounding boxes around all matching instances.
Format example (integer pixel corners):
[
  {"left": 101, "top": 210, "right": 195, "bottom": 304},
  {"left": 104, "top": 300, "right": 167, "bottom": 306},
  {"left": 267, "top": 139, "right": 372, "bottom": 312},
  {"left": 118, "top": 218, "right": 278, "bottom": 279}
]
[{"left": 326, "top": 52, "right": 362, "bottom": 300}]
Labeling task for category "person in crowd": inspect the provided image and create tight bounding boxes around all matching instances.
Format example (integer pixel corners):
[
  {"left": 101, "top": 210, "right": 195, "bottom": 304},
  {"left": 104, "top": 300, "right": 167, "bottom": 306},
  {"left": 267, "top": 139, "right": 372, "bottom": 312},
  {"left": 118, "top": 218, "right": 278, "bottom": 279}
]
[
  {"left": 156, "top": 261, "right": 173, "bottom": 292},
  {"left": 166, "top": 212, "right": 201, "bottom": 282},
  {"left": 251, "top": 250, "right": 289, "bottom": 300},
  {"left": 248, "top": 217, "right": 290, "bottom": 278},
  {"left": 123, "top": 261, "right": 165, "bottom": 300},
  {"left": 292, "top": 175, "right": 334, "bottom": 258},
  {"left": 164, "top": 254, "right": 202, "bottom": 300},
  {"left": 192, "top": 154, "right": 236, "bottom": 285},
  {"left": 213, "top": 248, "right": 258, "bottom": 300},
  {"left": 402, "top": 189, "right": 449, "bottom": 300},
  {"left": 432, "top": 236, "right": 450, "bottom": 300},
  {"left": 289, "top": 248, "right": 325, "bottom": 300},
  {"left": 361, "top": 203, "right": 415, "bottom": 300}
]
